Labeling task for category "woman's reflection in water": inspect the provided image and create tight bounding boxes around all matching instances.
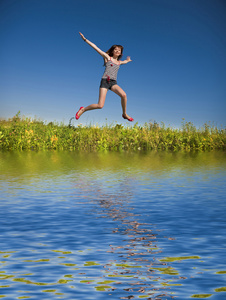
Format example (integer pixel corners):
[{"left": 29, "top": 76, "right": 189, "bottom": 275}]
[{"left": 74, "top": 177, "right": 180, "bottom": 299}]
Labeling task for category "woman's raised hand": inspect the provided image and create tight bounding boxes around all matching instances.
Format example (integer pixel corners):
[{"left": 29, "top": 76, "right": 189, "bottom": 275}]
[
  {"left": 78, "top": 33, "right": 109, "bottom": 60},
  {"left": 79, "top": 32, "right": 86, "bottom": 41},
  {"left": 126, "top": 56, "right": 132, "bottom": 62}
]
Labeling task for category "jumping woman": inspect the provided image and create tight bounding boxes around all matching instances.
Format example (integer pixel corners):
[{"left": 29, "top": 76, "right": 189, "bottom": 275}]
[{"left": 75, "top": 32, "right": 134, "bottom": 121}]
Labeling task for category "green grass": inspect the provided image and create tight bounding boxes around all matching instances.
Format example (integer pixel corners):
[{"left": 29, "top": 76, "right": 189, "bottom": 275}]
[{"left": 0, "top": 112, "right": 225, "bottom": 151}]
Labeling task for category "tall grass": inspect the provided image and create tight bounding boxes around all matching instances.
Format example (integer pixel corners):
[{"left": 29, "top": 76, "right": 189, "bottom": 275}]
[{"left": 0, "top": 112, "right": 225, "bottom": 151}]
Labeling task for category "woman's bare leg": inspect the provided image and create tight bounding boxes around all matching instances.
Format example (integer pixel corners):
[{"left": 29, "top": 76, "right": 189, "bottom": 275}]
[
  {"left": 76, "top": 88, "right": 108, "bottom": 118},
  {"left": 111, "top": 85, "right": 133, "bottom": 120}
]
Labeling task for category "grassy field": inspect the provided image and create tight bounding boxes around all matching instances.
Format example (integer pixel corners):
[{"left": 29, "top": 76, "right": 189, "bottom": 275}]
[{"left": 0, "top": 112, "right": 225, "bottom": 151}]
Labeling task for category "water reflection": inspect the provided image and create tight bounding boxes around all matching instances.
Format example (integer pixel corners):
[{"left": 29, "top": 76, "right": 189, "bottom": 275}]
[
  {"left": 71, "top": 172, "right": 208, "bottom": 299},
  {"left": 0, "top": 151, "right": 226, "bottom": 299},
  {"left": 1, "top": 150, "right": 225, "bottom": 178},
  {"left": 76, "top": 177, "right": 173, "bottom": 298}
]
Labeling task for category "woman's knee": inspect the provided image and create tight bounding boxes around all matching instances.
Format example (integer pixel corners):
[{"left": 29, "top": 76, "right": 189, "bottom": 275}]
[
  {"left": 121, "top": 92, "right": 127, "bottom": 100},
  {"left": 97, "top": 103, "right": 104, "bottom": 109}
]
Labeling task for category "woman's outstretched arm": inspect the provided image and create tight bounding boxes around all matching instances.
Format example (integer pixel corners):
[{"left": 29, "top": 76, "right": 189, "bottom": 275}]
[
  {"left": 120, "top": 56, "right": 132, "bottom": 65},
  {"left": 79, "top": 32, "right": 109, "bottom": 61}
]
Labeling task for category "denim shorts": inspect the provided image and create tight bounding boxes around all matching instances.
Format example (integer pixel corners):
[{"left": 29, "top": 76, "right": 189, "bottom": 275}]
[{"left": 100, "top": 78, "right": 117, "bottom": 90}]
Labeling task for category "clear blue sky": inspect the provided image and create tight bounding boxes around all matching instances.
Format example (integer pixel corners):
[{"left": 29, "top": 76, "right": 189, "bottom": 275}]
[{"left": 1, "top": 0, "right": 226, "bottom": 127}]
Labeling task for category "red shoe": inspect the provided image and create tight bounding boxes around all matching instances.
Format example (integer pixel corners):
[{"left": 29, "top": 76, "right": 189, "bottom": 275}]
[
  {"left": 122, "top": 114, "right": 134, "bottom": 122},
  {"left": 75, "top": 107, "right": 84, "bottom": 120}
]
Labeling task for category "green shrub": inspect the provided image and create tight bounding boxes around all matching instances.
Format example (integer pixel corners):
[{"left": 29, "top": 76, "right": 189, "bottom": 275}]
[{"left": 0, "top": 113, "right": 225, "bottom": 151}]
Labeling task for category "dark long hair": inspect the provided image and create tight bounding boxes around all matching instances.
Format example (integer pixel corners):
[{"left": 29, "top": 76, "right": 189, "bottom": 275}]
[{"left": 106, "top": 45, "right": 124, "bottom": 60}]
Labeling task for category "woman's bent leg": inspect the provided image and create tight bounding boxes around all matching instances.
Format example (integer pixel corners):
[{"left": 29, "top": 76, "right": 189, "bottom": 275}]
[
  {"left": 76, "top": 88, "right": 108, "bottom": 118},
  {"left": 111, "top": 85, "right": 133, "bottom": 120},
  {"left": 85, "top": 88, "right": 108, "bottom": 111}
]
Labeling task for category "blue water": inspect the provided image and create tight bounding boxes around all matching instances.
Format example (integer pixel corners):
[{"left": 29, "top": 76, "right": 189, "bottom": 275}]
[{"left": 0, "top": 151, "right": 226, "bottom": 299}]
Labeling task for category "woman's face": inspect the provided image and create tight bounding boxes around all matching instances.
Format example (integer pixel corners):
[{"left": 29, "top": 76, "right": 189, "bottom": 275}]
[{"left": 113, "top": 47, "right": 122, "bottom": 57}]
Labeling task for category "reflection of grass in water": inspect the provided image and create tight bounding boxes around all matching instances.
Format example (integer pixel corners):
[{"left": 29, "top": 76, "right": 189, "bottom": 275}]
[
  {"left": 215, "top": 287, "right": 226, "bottom": 292},
  {"left": 191, "top": 294, "right": 213, "bottom": 298},
  {"left": 84, "top": 261, "right": 100, "bottom": 266},
  {"left": 0, "top": 246, "right": 182, "bottom": 298},
  {"left": 97, "top": 280, "right": 116, "bottom": 284},
  {"left": 149, "top": 267, "right": 179, "bottom": 275},
  {"left": 216, "top": 271, "right": 226, "bottom": 274},
  {"left": 159, "top": 256, "right": 200, "bottom": 262},
  {"left": 23, "top": 259, "right": 50, "bottom": 262},
  {"left": 115, "top": 263, "right": 142, "bottom": 268},
  {"left": 0, "top": 251, "right": 222, "bottom": 298},
  {"left": 58, "top": 279, "right": 73, "bottom": 284},
  {"left": 108, "top": 274, "right": 134, "bottom": 278},
  {"left": 51, "top": 250, "right": 73, "bottom": 254},
  {"left": 161, "top": 282, "right": 182, "bottom": 286},
  {"left": 1, "top": 255, "right": 142, "bottom": 296},
  {"left": 60, "top": 263, "right": 77, "bottom": 266},
  {"left": 80, "top": 280, "right": 95, "bottom": 283},
  {"left": 95, "top": 285, "right": 112, "bottom": 291},
  {"left": 1, "top": 112, "right": 225, "bottom": 151},
  {"left": 64, "top": 275, "right": 74, "bottom": 278},
  {"left": 7, "top": 275, "right": 72, "bottom": 286}
]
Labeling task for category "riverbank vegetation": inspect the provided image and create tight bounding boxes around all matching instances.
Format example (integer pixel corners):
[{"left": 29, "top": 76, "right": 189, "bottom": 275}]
[{"left": 0, "top": 112, "right": 225, "bottom": 151}]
